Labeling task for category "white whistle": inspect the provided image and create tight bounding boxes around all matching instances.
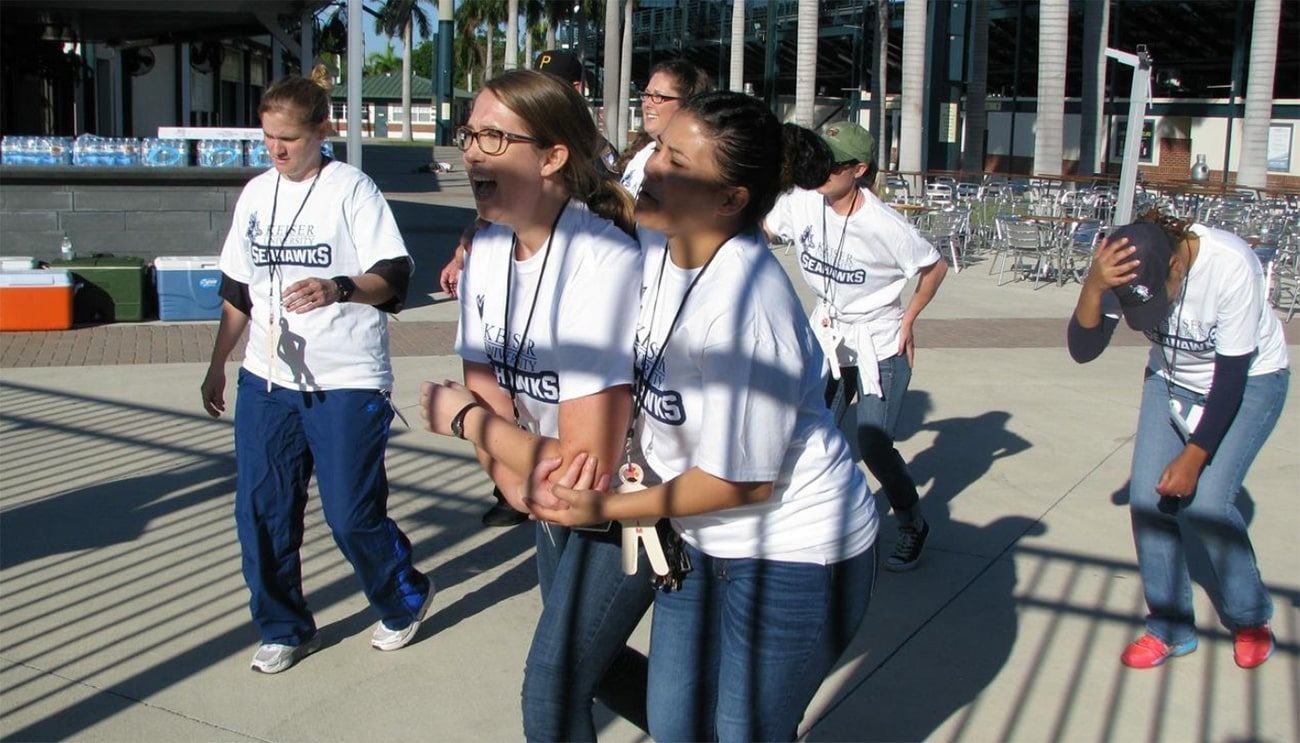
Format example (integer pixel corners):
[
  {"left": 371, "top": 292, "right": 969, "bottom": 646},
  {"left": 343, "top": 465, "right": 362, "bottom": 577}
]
[{"left": 615, "top": 463, "right": 671, "bottom": 576}]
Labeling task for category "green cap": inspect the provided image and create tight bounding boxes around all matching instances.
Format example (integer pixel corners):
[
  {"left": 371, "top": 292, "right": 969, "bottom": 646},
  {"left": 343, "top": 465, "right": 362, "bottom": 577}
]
[{"left": 820, "top": 122, "right": 875, "bottom": 164}]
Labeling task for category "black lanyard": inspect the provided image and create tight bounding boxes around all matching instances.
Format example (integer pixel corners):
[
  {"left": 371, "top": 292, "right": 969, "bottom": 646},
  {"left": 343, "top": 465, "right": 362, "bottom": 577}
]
[
  {"left": 624, "top": 239, "right": 723, "bottom": 457},
  {"left": 266, "top": 159, "right": 327, "bottom": 296},
  {"left": 819, "top": 188, "right": 858, "bottom": 303},
  {"left": 502, "top": 202, "right": 567, "bottom": 425}
]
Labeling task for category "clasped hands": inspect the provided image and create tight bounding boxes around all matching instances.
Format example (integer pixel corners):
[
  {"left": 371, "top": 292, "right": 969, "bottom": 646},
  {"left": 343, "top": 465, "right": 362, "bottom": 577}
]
[{"left": 418, "top": 379, "right": 612, "bottom": 526}]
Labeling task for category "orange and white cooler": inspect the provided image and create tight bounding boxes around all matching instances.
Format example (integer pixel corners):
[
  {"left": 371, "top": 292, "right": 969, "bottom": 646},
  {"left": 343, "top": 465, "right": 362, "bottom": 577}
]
[{"left": 0, "top": 270, "right": 74, "bottom": 331}]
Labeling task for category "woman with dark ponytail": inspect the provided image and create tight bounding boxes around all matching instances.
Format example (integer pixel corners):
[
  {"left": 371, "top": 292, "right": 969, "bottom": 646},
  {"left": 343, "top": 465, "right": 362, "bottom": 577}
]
[{"left": 531, "top": 91, "right": 879, "bottom": 741}]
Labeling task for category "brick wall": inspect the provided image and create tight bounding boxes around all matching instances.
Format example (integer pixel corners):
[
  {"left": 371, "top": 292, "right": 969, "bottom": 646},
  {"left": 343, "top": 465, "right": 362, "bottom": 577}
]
[{"left": 0, "top": 181, "right": 242, "bottom": 263}]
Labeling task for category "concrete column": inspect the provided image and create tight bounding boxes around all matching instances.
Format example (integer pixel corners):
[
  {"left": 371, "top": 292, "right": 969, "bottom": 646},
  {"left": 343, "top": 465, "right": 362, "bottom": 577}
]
[
  {"left": 301, "top": 9, "right": 314, "bottom": 73},
  {"left": 729, "top": 0, "right": 745, "bottom": 92},
  {"left": 1079, "top": 0, "right": 1109, "bottom": 175},
  {"left": 1033, "top": 0, "right": 1067, "bottom": 177},
  {"left": 602, "top": 0, "right": 621, "bottom": 143},
  {"left": 1237, "top": 0, "right": 1282, "bottom": 189},
  {"left": 347, "top": 0, "right": 363, "bottom": 170},
  {"left": 899, "top": 0, "right": 926, "bottom": 176}
]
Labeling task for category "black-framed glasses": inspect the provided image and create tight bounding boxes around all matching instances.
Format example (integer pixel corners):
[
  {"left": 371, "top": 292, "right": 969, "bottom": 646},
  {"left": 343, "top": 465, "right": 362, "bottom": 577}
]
[
  {"left": 638, "top": 91, "right": 682, "bottom": 105},
  {"left": 454, "top": 125, "right": 541, "bottom": 156}
]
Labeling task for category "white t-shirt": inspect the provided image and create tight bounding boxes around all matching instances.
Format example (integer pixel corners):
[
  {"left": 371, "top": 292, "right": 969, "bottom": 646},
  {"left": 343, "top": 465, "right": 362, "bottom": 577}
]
[
  {"left": 455, "top": 201, "right": 643, "bottom": 437},
  {"left": 632, "top": 228, "right": 877, "bottom": 564},
  {"left": 1137, "top": 224, "right": 1289, "bottom": 393},
  {"left": 766, "top": 186, "right": 941, "bottom": 366},
  {"left": 220, "top": 160, "right": 411, "bottom": 390},
  {"left": 619, "top": 142, "right": 655, "bottom": 199}
]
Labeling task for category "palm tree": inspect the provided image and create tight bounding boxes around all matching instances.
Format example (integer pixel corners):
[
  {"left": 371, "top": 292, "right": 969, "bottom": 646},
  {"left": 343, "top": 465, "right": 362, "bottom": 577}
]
[
  {"left": 619, "top": 0, "right": 634, "bottom": 149},
  {"left": 544, "top": 2, "right": 564, "bottom": 50},
  {"left": 505, "top": 0, "right": 519, "bottom": 70},
  {"left": 1033, "top": 0, "right": 1067, "bottom": 177},
  {"left": 523, "top": 0, "right": 543, "bottom": 67},
  {"left": 1079, "top": 0, "right": 1108, "bottom": 175},
  {"left": 602, "top": 0, "right": 621, "bottom": 142},
  {"left": 793, "top": 0, "right": 817, "bottom": 128},
  {"left": 899, "top": 0, "right": 926, "bottom": 175},
  {"left": 366, "top": 44, "right": 403, "bottom": 75},
  {"left": 960, "top": 0, "right": 988, "bottom": 173},
  {"left": 870, "top": 0, "right": 888, "bottom": 168},
  {"left": 454, "top": 1, "right": 487, "bottom": 88},
  {"left": 374, "top": 0, "right": 432, "bottom": 142},
  {"left": 1238, "top": 0, "right": 1282, "bottom": 189},
  {"left": 729, "top": 0, "right": 745, "bottom": 92}
]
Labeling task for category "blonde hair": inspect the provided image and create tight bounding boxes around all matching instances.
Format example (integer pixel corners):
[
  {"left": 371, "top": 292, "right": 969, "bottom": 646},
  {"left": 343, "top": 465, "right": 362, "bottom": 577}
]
[
  {"left": 260, "top": 64, "right": 333, "bottom": 127},
  {"left": 482, "top": 70, "right": 636, "bottom": 236}
]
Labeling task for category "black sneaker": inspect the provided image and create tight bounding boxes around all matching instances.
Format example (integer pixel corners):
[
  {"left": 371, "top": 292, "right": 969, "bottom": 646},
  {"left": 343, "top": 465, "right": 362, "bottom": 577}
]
[
  {"left": 885, "top": 521, "right": 930, "bottom": 572},
  {"left": 481, "top": 489, "right": 528, "bottom": 528}
]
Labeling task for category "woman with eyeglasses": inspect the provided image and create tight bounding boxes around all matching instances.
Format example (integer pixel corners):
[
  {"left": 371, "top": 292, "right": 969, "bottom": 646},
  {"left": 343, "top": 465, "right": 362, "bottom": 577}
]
[
  {"left": 615, "top": 59, "right": 713, "bottom": 198},
  {"left": 418, "top": 69, "right": 653, "bottom": 741},
  {"left": 530, "top": 91, "right": 879, "bottom": 742},
  {"left": 438, "top": 60, "right": 710, "bottom": 531},
  {"left": 765, "top": 121, "right": 947, "bottom": 573}
]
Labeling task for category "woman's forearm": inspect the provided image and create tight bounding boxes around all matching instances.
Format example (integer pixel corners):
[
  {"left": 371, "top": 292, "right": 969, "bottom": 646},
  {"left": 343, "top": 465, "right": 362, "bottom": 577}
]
[{"left": 600, "top": 467, "right": 772, "bottom": 522}]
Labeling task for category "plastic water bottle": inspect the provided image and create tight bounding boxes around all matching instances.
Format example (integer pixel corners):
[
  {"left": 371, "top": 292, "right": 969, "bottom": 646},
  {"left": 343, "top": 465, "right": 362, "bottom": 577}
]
[{"left": 60, "top": 233, "right": 75, "bottom": 261}]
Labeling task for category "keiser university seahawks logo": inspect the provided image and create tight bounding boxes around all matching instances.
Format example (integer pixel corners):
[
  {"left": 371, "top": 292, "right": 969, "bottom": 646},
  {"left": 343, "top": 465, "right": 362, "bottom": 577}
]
[
  {"left": 798, "top": 224, "right": 866, "bottom": 284},
  {"left": 246, "top": 212, "right": 333, "bottom": 267},
  {"left": 1144, "top": 318, "right": 1216, "bottom": 353},
  {"left": 634, "top": 331, "right": 686, "bottom": 426},
  {"left": 475, "top": 294, "right": 561, "bottom": 404}
]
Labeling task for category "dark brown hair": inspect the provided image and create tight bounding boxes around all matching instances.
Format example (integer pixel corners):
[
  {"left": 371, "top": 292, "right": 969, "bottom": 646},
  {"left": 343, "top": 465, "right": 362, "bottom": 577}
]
[
  {"left": 677, "top": 91, "right": 831, "bottom": 227},
  {"left": 1137, "top": 206, "right": 1194, "bottom": 245},
  {"left": 482, "top": 70, "right": 635, "bottom": 236},
  {"left": 616, "top": 59, "right": 715, "bottom": 174}
]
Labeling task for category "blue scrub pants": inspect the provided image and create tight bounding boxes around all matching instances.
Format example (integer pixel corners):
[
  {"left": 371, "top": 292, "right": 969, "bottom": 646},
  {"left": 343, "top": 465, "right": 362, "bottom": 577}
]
[{"left": 234, "top": 368, "right": 429, "bottom": 645}]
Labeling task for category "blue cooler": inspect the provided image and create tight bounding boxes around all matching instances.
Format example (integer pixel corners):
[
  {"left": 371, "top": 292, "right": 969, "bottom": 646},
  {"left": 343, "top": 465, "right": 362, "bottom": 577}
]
[{"left": 154, "top": 256, "right": 223, "bottom": 320}]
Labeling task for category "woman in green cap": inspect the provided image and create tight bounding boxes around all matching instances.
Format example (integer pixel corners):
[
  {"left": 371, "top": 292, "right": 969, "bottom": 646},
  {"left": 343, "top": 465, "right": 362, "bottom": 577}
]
[{"left": 765, "top": 121, "right": 948, "bottom": 572}]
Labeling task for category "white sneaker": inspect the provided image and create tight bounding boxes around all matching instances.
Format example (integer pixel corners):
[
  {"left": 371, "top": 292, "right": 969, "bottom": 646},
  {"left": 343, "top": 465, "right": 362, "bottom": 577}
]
[
  {"left": 250, "top": 633, "right": 321, "bottom": 674},
  {"left": 371, "top": 583, "right": 436, "bottom": 652}
]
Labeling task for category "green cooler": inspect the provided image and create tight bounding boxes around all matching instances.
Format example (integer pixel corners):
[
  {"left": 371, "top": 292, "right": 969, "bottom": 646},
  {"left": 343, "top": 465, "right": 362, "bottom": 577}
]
[{"left": 49, "top": 255, "right": 148, "bottom": 322}]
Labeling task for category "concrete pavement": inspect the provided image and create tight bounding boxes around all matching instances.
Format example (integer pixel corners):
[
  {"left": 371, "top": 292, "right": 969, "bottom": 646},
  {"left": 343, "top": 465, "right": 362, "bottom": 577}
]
[{"left": 2, "top": 148, "right": 1297, "bottom": 742}]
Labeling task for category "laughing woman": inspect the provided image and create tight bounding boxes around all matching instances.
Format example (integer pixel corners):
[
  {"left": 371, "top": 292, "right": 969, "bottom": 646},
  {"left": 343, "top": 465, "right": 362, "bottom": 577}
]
[
  {"left": 533, "top": 91, "right": 879, "bottom": 742},
  {"left": 418, "top": 70, "right": 654, "bottom": 741}
]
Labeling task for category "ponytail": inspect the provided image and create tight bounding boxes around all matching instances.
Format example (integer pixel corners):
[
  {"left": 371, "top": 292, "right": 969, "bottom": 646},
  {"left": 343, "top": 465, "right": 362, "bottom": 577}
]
[
  {"left": 586, "top": 173, "right": 637, "bottom": 238},
  {"left": 780, "top": 123, "right": 834, "bottom": 192}
]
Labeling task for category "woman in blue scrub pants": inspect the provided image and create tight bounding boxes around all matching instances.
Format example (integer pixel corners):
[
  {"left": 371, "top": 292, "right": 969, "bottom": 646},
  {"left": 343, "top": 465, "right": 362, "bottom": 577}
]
[{"left": 201, "top": 65, "right": 432, "bottom": 674}]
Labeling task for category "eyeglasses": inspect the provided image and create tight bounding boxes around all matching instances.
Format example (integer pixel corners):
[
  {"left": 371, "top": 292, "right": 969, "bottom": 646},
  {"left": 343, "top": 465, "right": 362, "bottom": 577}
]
[
  {"left": 638, "top": 92, "right": 683, "bottom": 105},
  {"left": 832, "top": 160, "right": 861, "bottom": 172},
  {"left": 454, "top": 125, "right": 541, "bottom": 156}
]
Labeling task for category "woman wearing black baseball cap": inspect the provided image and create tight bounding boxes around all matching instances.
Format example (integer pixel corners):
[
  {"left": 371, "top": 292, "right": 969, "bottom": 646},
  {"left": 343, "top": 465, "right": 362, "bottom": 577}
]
[{"left": 1068, "top": 211, "right": 1289, "bottom": 670}]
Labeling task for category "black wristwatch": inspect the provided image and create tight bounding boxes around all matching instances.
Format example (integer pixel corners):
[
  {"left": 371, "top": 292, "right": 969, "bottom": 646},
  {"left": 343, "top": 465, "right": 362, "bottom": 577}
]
[
  {"left": 332, "top": 275, "right": 357, "bottom": 303},
  {"left": 450, "top": 402, "right": 482, "bottom": 440}
]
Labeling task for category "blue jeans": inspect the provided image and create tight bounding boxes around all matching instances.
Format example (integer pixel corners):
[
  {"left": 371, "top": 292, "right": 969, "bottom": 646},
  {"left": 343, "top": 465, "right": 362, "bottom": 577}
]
[
  {"left": 1129, "top": 368, "right": 1288, "bottom": 646},
  {"left": 827, "top": 354, "right": 921, "bottom": 516},
  {"left": 646, "top": 542, "right": 878, "bottom": 742},
  {"left": 233, "top": 369, "right": 429, "bottom": 645},
  {"left": 524, "top": 523, "right": 656, "bottom": 741}
]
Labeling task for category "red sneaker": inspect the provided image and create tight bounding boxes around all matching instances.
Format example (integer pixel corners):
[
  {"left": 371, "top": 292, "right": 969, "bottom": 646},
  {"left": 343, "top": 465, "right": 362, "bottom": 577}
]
[
  {"left": 1233, "top": 625, "right": 1274, "bottom": 669},
  {"left": 1120, "top": 633, "right": 1198, "bottom": 669}
]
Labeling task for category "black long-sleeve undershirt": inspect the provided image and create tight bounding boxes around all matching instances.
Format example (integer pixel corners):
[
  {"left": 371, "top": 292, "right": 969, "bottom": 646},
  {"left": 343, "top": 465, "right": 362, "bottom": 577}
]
[{"left": 1067, "top": 314, "right": 1250, "bottom": 457}]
